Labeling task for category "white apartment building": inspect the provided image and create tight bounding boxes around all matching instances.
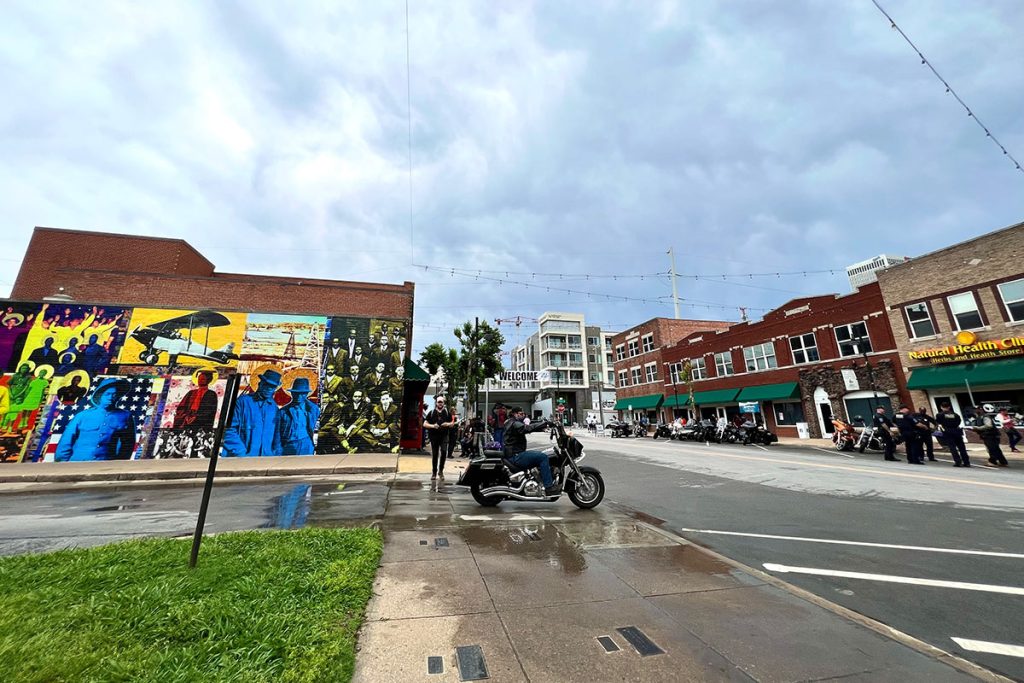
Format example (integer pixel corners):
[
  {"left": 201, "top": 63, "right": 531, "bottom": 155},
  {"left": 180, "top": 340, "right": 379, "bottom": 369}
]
[{"left": 846, "top": 254, "right": 909, "bottom": 289}]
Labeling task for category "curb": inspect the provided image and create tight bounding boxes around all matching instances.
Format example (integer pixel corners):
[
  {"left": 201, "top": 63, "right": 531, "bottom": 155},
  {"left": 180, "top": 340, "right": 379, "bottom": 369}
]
[
  {"left": 0, "top": 465, "right": 397, "bottom": 485},
  {"left": 621, "top": 511, "right": 1011, "bottom": 682}
]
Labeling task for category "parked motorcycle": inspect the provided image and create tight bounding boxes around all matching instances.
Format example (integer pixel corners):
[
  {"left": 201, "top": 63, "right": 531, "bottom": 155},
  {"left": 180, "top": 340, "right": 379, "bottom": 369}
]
[
  {"left": 606, "top": 420, "right": 632, "bottom": 438},
  {"left": 831, "top": 417, "right": 858, "bottom": 451},
  {"left": 740, "top": 421, "right": 778, "bottom": 446},
  {"left": 855, "top": 424, "right": 904, "bottom": 453},
  {"left": 651, "top": 423, "right": 673, "bottom": 439},
  {"left": 633, "top": 423, "right": 648, "bottom": 438},
  {"left": 456, "top": 421, "right": 605, "bottom": 509}
]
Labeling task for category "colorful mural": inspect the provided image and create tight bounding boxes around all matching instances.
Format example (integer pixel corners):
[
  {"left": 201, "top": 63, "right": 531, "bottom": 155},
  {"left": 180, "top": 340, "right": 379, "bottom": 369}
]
[{"left": 0, "top": 300, "right": 409, "bottom": 463}]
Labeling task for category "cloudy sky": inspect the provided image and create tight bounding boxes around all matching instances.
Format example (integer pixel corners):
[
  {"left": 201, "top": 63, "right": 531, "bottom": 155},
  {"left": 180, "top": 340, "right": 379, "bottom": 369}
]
[{"left": 2, "top": 0, "right": 1022, "bottom": 357}]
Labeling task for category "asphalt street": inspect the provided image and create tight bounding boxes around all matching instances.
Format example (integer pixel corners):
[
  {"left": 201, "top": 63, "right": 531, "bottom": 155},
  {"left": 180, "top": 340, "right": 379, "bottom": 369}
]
[{"left": 570, "top": 433, "right": 1024, "bottom": 681}]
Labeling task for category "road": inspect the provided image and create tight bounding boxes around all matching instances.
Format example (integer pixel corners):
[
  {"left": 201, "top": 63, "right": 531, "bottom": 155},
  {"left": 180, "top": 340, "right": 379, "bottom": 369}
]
[{"left": 570, "top": 433, "right": 1024, "bottom": 681}]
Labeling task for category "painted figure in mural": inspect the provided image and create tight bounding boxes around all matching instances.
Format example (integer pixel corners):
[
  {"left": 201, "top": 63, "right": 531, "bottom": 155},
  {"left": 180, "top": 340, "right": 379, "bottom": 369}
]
[
  {"left": 375, "top": 334, "right": 391, "bottom": 367},
  {"left": 7, "top": 364, "right": 32, "bottom": 406},
  {"left": 339, "top": 364, "right": 363, "bottom": 396},
  {"left": 348, "top": 389, "right": 369, "bottom": 422},
  {"left": 173, "top": 371, "right": 219, "bottom": 429},
  {"left": 55, "top": 352, "right": 78, "bottom": 377},
  {"left": 59, "top": 337, "right": 80, "bottom": 365},
  {"left": 222, "top": 368, "right": 281, "bottom": 457},
  {"left": 324, "top": 337, "right": 345, "bottom": 374},
  {"left": 56, "top": 375, "right": 87, "bottom": 405},
  {"left": 316, "top": 393, "right": 345, "bottom": 452},
  {"left": 27, "top": 336, "right": 59, "bottom": 368},
  {"left": 390, "top": 338, "right": 407, "bottom": 371},
  {"left": 368, "top": 361, "right": 388, "bottom": 399},
  {"left": 371, "top": 389, "right": 400, "bottom": 451},
  {"left": 0, "top": 383, "right": 8, "bottom": 427},
  {"left": 80, "top": 334, "right": 110, "bottom": 376},
  {"left": 55, "top": 378, "right": 135, "bottom": 461},
  {"left": 322, "top": 364, "right": 342, "bottom": 400},
  {"left": 351, "top": 346, "right": 368, "bottom": 370},
  {"left": 366, "top": 333, "right": 379, "bottom": 357},
  {"left": 346, "top": 328, "right": 358, "bottom": 358},
  {"left": 275, "top": 377, "right": 320, "bottom": 455},
  {"left": 389, "top": 364, "right": 405, "bottom": 400}
]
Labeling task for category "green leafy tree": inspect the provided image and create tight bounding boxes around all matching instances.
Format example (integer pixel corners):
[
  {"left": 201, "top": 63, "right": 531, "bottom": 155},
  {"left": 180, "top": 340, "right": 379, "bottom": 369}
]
[
  {"left": 453, "top": 320, "right": 505, "bottom": 415},
  {"left": 419, "top": 342, "right": 462, "bottom": 398}
]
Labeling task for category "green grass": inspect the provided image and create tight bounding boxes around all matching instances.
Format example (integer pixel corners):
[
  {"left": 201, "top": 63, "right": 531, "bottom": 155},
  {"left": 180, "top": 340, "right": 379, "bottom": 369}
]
[{"left": 0, "top": 527, "right": 382, "bottom": 683}]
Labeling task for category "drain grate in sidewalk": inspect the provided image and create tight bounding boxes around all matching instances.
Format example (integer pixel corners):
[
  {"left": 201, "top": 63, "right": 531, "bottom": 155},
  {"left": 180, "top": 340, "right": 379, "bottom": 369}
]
[
  {"left": 616, "top": 626, "right": 665, "bottom": 657},
  {"left": 455, "top": 644, "right": 489, "bottom": 680},
  {"left": 427, "top": 656, "right": 444, "bottom": 674},
  {"left": 435, "top": 537, "right": 450, "bottom": 547},
  {"left": 597, "top": 636, "right": 621, "bottom": 653}
]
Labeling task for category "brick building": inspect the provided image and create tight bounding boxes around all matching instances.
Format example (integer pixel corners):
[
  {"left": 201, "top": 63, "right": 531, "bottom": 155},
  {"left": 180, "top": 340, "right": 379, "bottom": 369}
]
[
  {"left": 12, "top": 227, "right": 415, "bottom": 319},
  {"left": 610, "top": 317, "right": 731, "bottom": 420},
  {"left": 876, "top": 220, "right": 1024, "bottom": 423},
  {"left": 660, "top": 283, "right": 911, "bottom": 438}
]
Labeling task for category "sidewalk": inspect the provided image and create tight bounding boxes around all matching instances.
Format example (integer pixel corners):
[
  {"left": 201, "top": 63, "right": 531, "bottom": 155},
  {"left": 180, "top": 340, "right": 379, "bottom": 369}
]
[
  {"left": 0, "top": 453, "right": 397, "bottom": 484},
  {"left": 353, "top": 476, "right": 999, "bottom": 682}
]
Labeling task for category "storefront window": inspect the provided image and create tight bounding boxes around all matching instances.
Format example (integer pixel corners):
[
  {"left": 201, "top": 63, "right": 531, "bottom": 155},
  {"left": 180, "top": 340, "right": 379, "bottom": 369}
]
[
  {"left": 947, "top": 292, "right": 983, "bottom": 330},
  {"left": 998, "top": 278, "right": 1024, "bottom": 322},
  {"left": 835, "top": 322, "right": 871, "bottom": 357},
  {"left": 773, "top": 402, "right": 805, "bottom": 426},
  {"left": 904, "top": 302, "right": 936, "bottom": 338},
  {"left": 789, "top": 333, "right": 819, "bottom": 364},
  {"left": 715, "top": 352, "right": 734, "bottom": 376},
  {"left": 743, "top": 342, "right": 777, "bottom": 371}
]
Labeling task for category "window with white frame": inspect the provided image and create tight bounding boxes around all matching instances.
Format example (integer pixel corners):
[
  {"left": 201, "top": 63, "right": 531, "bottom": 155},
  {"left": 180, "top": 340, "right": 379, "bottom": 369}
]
[
  {"left": 630, "top": 366, "right": 642, "bottom": 384},
  {"left": 834, "top": 322, "right": 871, "bottom": 357},
  {"left": 616, "top": 344, "right": 625, "bottom": 361},
  {"left": 641, "top": 334, "right": 655, "bottom": 353},
  {"left": 587, "top": 336, "right": 599, "bottom": 347},
  {"left": 668, "top": 362, "right": 683, "bottom": 385},
  {"left": 904, "top": 302, "right": 936, "bottom": 338},
  {"left": 691, "top": 357, "right": 707, "bottom": 380},
  {"left": 645, "top": 363, "right": 658, "bottom": 383},
  {"left": 947, "top": 292, "right": 983, "bottom": 330},
  {"left": 714, "top": 351, "right": 734, "bottom": 376},
  {"left": 607, "top": 370, "right": 615, "bottom": 385},
  {"left": 789, "top": 333, "right": 819, "bottom": 364},
  {"left": 627, "top": 339, "right": 639, "bottom": 357},
  {"left": 743, "top": 342, "right": 777, "bottom": 371},
  {"left": 999, "top": 279, "right": 1024, "bottom": 322},
  {"left": 618, "top": 370, "right": 629, "bottom": 386}
]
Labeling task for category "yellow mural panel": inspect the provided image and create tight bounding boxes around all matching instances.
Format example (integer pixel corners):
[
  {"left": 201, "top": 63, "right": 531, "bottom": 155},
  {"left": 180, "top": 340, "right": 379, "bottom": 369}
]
[{"left": 118, "top": 308, "right": 248, "bottom": 368}]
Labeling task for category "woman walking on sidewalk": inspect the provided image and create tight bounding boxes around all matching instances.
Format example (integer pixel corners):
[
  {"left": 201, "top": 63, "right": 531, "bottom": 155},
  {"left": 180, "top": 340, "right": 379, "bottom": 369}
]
[{"left": 998, "top": 408, "right": 1021, "bottom": 452}]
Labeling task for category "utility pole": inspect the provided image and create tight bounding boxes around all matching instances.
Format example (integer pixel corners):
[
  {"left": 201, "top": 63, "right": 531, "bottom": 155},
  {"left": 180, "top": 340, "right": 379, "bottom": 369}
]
[
  {"left": 596, "top": 380, "right": 605, "bottom": 426},
  {"left": 668, "top": 247, "right": 681, "bottom": 320}
]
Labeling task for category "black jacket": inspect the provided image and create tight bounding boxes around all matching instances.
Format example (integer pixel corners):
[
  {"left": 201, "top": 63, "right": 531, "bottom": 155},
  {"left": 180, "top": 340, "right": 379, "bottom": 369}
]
[
  {"left": 935, "top": 410, "right": 963, "bottom": 436},
  {"left": 503, "top": 415, "right": 549, "bottom": 455}
]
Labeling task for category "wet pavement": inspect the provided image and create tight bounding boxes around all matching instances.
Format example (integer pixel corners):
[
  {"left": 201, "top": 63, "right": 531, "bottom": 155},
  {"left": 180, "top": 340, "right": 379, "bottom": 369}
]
[{"left": 353, "top": 476, "right": 987, "bottom": 682}]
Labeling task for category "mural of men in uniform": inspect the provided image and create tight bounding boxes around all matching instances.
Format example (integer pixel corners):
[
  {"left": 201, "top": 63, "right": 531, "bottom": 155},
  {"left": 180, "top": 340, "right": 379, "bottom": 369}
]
[
  {"left": 371, "top": 390, "right": 400, "bottom": 451},
  {"left": 375, "top": 335, "right": 391, "bottom": 368},
  {"left": 389, "top": 364, "right": 405, "bottom": 400},
  {"left": 339, "top": 364, "right": 362, "bottom": 396},
  {"left": 346, "top": 328, "right": 357, "bottom": 358},
  {"left": 316, "top": 392, "right": 344, "bottom": 453},
  {"left": 368, "top": 361, "right": 388, "bottom": 399},
  {"left": 56, "top": 375, "right": 87, "bottom": 405},
  {"left": 222, "top": 368, "right": 281, "bottom": 457},
  {"left": 173, "top": 371, "right": 219, "bottom": 430},
  {"left": 351, "top": 346, "right": 368, "bottom": 370},
  {"left": 323, "top": 364, "right": 342, "bottom": 400},
  {"left": 275, "top": 377, "right": 320, "bottom": 455},
  {"left": 55, "top": 378, "right": 135, "bottom": 461},
  {"left": 390, "top": 338, "right": 407, "bottom": 370},
  {"left": 27, "top": 336, "right": 58, "bottom": 368}
]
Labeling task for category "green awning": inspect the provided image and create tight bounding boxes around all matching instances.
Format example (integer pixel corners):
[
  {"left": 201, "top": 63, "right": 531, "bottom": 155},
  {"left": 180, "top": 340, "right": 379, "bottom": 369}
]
[
  {"left": 614, "top": 393, "right": 664, "bottom": 410},
  {"left": 689, "top": 388, "right": 740, "bottom": 405},
  {"left": 662, "top": 393, "right": 689, "bottom": 408},
  {"left": 403, "top": 358, "right": 431, "bottom": 382},
  {"left": 907, "top": 358, "right": 1024, "bottom": 390},
  {"left": 736, "top": 382, "right": 800, "bottom": 402}
]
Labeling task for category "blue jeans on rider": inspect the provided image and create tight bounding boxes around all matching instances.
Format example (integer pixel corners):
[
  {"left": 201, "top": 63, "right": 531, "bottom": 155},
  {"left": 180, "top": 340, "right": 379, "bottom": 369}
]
[{"left": 509, "top": 450, "right": 553, "bottom": 487}]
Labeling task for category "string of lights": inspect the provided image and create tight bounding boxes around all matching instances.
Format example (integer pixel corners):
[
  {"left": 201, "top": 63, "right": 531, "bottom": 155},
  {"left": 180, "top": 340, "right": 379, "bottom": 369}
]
[
  {"left": 871, "top": 0, "right": 1023, "bottom": 176},
  {"left": 416, "top": 263, "right": 844, "bottom": 281}
]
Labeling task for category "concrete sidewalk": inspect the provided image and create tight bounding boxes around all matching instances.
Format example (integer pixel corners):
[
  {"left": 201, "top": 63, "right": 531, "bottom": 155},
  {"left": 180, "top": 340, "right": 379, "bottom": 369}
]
[
  {"left": 353, "top": 476, "right": 999, "bottom": 682},
  {"left": 0, "top": 453, "right": 397, "bottom": 484}
]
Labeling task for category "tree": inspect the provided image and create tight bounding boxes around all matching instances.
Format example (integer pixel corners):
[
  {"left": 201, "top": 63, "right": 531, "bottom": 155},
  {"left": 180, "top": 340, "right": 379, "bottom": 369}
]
[
  {"left": 419, "top": 342, "right": 462, "bottom": 398},
  {"left": 453, "top": 319, "right": 505, "bottom": 416}
]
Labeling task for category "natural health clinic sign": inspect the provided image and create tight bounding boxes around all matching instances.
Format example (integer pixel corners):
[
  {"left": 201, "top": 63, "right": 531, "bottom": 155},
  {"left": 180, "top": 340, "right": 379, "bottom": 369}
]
[{"left": 908, "top": 331, "right": 1024, "bottom": 365}]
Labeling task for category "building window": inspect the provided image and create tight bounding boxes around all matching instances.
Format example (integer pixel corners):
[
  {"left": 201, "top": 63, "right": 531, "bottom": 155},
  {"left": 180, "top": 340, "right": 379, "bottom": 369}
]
[
  {"left": 588, "top": 353, "right": 597, "bottom": 364},
  {"left": 714, "top": 352, "right": 734, "bottom": 376},
  {"left": 618, "top": 370, "right": 628, "bottom": 386},
  {"left": 743, "top": 342, "right": 777, "bottom": 371},
  {"left": 590, "top": 372, "right": 600, "bottom": 382},
  {"left": 789, "top": 333, "right": 819, "bottom": 364},
  {"left": 645, "top": 363, "right": 658, "bottom": 383},
  {"left": 641, "top": 334, "right": 654, "bottom": 353},
  {"left": 904, "top": 303, "right": 936, "bottom": 338},
  {"left": 587, "top": 336, "right": 599, "bottom": 347},
  {"left": 616, "top": 344, "right": 625, "bottom": 361},
  {"left": 627, "top": 339, "right": 639, "bottom": 357},
  {"left": 604, "top": 338, "right": 612, "bottom": 350},
  {"left": 607, "top": 370, "right": 615, "bottom": 385},
  {"left": 947, "top": 292, "right": 983, "bottom": 330},
  {"left": 998, "top": 279, "right": 1024, "bottom": 322},
  {"left": 691, "top": 357, "right": 707, "bottom": 381},
  {"left": 605, "top": 353, "right": 613, "bottom": 365},
  {"left": 834, "top": 322, "right": 872, "bottom": 357},
  {"left": 667, "top": 362, "right": 682, "bottom": 385},
  {"left": 774, "top": 402, "right": 806, "bottom": 426},
  {"left": 630, "top": 367, "right": 642, "bottom": 384}
]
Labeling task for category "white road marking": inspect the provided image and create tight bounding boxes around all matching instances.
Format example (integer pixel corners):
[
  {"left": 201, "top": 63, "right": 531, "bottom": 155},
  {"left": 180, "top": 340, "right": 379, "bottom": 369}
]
[
  {"left": 326, "top": 489, "right": 364, "bottom": 495},
  {"left": 813, "top": 446, "right": 856, "bottom": 458},
  {"left": 679, "top": 528, "right": 1024, "bottom": 559},
  {"left": 951, "top": 638, "right": 1024, "bottom": 658},
  {"left": 763, "top": 563, "right": 1024, "bottom": 596},
  {"left": 754, "top": 444, "right": 769, "bottom": 452},
  {"left": 459, "top": 515, "right": 493, "bottom": 521}
]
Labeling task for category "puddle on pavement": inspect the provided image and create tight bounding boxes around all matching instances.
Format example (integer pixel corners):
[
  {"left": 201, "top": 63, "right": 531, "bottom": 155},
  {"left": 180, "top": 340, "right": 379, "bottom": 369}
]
[
  {"left": 457, "top": 525, "right": 589, "bottom": 575},
  {"left": 557, "top": 520, "right": 676, "bottom": 549}
]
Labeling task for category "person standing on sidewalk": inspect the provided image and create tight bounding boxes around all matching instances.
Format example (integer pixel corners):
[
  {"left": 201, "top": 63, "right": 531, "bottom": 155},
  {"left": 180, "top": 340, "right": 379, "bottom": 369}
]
[
  {"left": 491, "top": 403, "right": 508, "bottom": 448},
  {"left": 423, "top": 396, "right": 456, "bottom": 480},
  {"left": 998, "top": 408, "right": 1021, "bottom": 453},
  {"left": 916, "top": 407, "right": 938, "bottom": 462},
  {"left": 936, "top": 402, "right": 970, "bottom": 467},
  {"left": 893, "top": 406, "right": 924, "bottom": 464},
  {"left": 872, "top": 405, "right": 899, "bottom": 461},
  {"left": 976, "top": 404, "right": 1009, "bottom": 467}
]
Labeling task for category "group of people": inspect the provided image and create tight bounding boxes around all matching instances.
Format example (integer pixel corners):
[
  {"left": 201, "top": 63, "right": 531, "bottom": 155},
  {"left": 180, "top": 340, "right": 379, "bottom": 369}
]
[
  {"left": 870, "top": 402, "right": 1013, "bottom": 468},
  {"left": 221, "top": 369, "right": 321, "bottom": 457},
  {"left": 317, "top": 323, "right": 407, "bottom": 453},
  {"left": 20, "top": 304, "right": 122, "bottom": 378}
]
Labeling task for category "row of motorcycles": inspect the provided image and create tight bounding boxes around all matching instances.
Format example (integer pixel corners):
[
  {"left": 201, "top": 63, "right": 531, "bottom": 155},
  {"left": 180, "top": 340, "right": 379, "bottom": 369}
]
[
  {"left": 607, "top": 419, "right": 779, "bottom": 446},
  {"left": 830, "top": 417, "right": 904, "bottom": 452}
]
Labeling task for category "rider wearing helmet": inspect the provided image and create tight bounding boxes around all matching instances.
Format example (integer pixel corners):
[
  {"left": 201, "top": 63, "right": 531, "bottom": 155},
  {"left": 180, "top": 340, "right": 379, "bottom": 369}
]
[{"left": 975, "top": 404, "right": 1009, "bottom": 467}]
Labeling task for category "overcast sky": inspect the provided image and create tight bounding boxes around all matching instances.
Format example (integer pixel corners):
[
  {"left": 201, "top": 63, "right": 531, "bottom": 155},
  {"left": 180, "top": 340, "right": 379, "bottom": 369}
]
[{"left": 2, "top": 1, "right": 1022, "bottom": 358}]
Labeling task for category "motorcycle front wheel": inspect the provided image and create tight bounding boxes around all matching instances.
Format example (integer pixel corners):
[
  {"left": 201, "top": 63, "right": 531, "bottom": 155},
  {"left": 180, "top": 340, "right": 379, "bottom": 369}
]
[
  {"left": 470, "top": 484, "right": 502, "bottom": 506},
  {"left": 568, "top": 471, "right": 605, "bottom": 509}
]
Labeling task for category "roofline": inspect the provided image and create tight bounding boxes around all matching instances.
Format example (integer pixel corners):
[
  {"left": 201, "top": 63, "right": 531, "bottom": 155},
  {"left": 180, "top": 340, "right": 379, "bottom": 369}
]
[
  {"left": 879, "top": 219, "right": 1024, "bottom": 277},
  {"left": 32, "top": 225, "right": 215, "bottom": 270}
]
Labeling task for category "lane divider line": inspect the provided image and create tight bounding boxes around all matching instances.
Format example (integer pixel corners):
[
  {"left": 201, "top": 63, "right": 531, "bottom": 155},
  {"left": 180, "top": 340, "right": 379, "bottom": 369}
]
[
  {"left": 680, "top": 528, "right": 1024, "bottom": 559},
  {"left": 763, "top": 562, "right": 1024, "bottom": 595},
  {"left": 951, "top": 637, "right": 1024, "bottom": 659}
]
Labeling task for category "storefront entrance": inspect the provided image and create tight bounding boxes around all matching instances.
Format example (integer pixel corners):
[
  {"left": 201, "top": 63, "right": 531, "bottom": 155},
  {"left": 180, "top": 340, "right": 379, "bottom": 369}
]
[{"left": 843, "top": 390, "right": 893, "bottom": 423}]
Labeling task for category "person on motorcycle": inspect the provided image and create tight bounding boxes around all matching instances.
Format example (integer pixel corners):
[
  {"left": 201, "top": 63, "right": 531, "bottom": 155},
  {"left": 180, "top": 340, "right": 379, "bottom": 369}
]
[
  {"left": 872, "top": 405, "right": 899, "bottom": 461},
  {"left": 503, "top": 406, "right": 560, "bottom": 495}
]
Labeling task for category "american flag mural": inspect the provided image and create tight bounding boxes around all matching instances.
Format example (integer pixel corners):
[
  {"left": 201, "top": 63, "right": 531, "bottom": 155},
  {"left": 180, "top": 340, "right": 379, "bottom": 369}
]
[{"left": 32, "top": 376, "right": 164, "bottom": 462}]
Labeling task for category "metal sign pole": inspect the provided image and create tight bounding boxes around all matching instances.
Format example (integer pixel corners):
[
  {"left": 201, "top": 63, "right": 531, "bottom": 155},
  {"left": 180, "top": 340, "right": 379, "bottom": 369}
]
[{"left": 189, "top": 373, "right": 242, "bottom": 569}]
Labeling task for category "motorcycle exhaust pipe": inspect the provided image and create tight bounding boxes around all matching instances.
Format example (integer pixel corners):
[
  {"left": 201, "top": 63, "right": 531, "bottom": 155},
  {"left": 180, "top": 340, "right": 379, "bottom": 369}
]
[{"left": 478, "top": 485, "right": 555, "bottom": 501}]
